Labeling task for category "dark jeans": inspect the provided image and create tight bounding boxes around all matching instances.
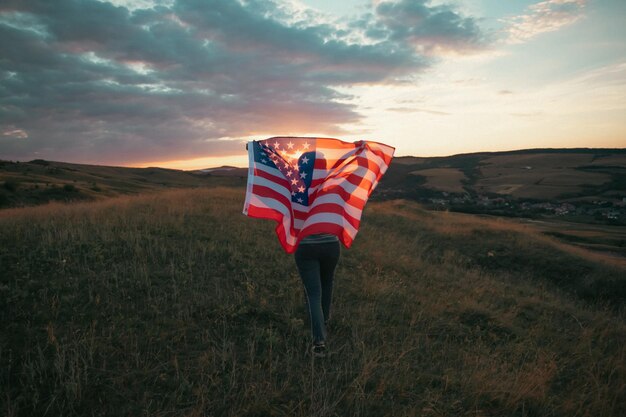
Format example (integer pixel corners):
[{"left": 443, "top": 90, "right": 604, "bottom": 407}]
[{"left": 294, "top": 241, "right": 340, "bottom": 344}]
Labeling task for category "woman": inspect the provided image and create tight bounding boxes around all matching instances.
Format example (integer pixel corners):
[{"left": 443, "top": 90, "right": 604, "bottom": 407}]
[
  {"left": 244, "top": 138, "right": 394, "bottom": 357},
  {"left": 246, "top": 141, "right": 340, "bottom": 357},
  {"left": 294, "top": 233, "right": 340, "bottom": 358}
]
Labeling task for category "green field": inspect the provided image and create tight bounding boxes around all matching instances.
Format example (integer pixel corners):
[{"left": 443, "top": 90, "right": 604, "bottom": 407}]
[{"left": 1, "top": 187, "right": 624, "bottom": 416}]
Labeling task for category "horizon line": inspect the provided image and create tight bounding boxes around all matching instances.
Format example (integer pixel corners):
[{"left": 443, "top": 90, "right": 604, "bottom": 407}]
[{"left": 3, "top": 146, "right": 626, "bottom": 171}]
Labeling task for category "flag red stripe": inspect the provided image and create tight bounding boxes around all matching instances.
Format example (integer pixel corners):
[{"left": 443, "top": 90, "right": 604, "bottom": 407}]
[
  {"left": 309, "top": 186, "right": 367, "bottom": 209},
  {"left": 246, "top": 205, "right": 295, "bottom": 251},
  {"left": 313, "top": 144, "right": 392, "bottom": 169},
  {"left": 293, "top": 203, "right": 361, "bottom": 230},
  {"left": 311, "top": 155, "right": 385, "bottom": 188},
  {"left": 363, "top": 146, "right": 393, "bottom": 166},
  {"left": 313, "top": 166, "right": 379, "bottom": 190},
  {"left": 251, "top": 185, "right": 292, "bottom": 215},
  {"left": 252, "top": 183, "right": 363, "bottom": 231},
  {"left": 254, "top": 166, "right": 290, "bottom": 189}
]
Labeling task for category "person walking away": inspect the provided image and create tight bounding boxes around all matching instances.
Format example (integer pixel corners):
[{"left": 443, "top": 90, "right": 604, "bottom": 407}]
[{"left": 294, "top": 233, "right": 340, "bottom": 357}]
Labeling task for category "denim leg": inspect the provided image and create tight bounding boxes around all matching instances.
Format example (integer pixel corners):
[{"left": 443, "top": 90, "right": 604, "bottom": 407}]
[
  {"left": 319, "top": 242, "right": 340, "bottom": 324},
  {"left": 295, "top": 252, "right": 326, "bottom": 344}
]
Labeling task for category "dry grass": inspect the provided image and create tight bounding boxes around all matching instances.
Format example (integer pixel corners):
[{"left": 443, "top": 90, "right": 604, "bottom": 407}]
[
  {"left": 1, "top": 187, "right": 625, "bottom": 416},
  {"left": 374, "top": 201, "right": 626, "bottom": 269}
]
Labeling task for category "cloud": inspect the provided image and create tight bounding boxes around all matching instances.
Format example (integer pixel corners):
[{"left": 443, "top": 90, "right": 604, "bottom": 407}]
[
  {"left": 503, "top": 0, "right": 587, "bottom": 44},
  {"left": 0, "top": 0, "right": 485, "bottom": 164},
  {"left": 359, "top": 0, "right": 487, "bottom": 54},
  {"left": 2, "top": 126, "right": 28, "bottom": 139}
]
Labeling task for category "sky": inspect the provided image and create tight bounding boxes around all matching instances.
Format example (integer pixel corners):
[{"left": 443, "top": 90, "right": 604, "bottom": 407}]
[{"left": 0, "top": 0, "right": 624, "bottom": 169}]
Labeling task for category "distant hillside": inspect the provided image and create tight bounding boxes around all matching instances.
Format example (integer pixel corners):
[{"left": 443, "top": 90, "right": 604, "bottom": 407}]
[
  {"left": 191, "top": 165, "right": 248, "bottom": 177},
  {"left": 2, "top": 148, "right": 625, "bottom": 214},
  {"left": 0, "top": 159, "right": 245, "bottom": 208},
  {"left": 376, "top": 148, "right": 626, "bottom": 224},
  {"left": 380, "top": 148, "right": 626, "bottom": 200}
]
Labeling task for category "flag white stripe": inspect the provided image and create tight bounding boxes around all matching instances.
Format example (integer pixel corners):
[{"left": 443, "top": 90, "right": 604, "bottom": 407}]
[
  {"left": 254, "top": 161, "right": 288, "bottom": 180},
  {"left": 248, "top": 194, "right": 291, "bottom": 216},
  {"left": 250, "top": 174, "right": 292, "bottom": 198},
  {"left": 243, "top": 142, "right": 256, "bottom": 214},
  {"left": 331, "top": 164, "right": 380, "bottom": 185}
]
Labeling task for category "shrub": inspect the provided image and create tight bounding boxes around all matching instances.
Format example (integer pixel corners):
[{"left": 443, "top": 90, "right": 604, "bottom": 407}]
[
  {"left": 30, "top": 159, "right": 50, "bottom": 166},
  {"left": 3, "top": 180, "right": 18, "bottom": 192},
  {"left": 0, "top": 191, "right": 9, "bottom": 206}
]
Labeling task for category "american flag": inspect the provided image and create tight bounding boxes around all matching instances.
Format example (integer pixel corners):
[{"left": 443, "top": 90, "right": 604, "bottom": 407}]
[{"left": 243, "top": 137, "right": 394, "bottom": 253}]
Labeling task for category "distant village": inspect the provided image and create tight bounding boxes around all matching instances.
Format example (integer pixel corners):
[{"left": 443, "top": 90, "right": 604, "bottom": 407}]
[
  {"left": 374, "top": 186, "right": 626, "bottom": 224},
  {"left": 425, "top": 193, "right": 626, "bottom": 223}
]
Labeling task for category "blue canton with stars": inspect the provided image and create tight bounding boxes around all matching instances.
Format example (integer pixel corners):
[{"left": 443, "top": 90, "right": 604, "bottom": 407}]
[{"left": 252, "top": 139, "right": 315, "bottom": 206}]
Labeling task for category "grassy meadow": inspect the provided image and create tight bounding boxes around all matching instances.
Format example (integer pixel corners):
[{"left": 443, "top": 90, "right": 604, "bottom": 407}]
[{"left": 1, "top": 187, "right": 625, "bottom": 416}]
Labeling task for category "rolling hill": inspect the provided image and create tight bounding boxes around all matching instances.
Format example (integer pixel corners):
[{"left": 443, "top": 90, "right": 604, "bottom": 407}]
[
  {"left": 0, "top": 159, "right": 246, "bottom": 208},
  {"left": 2, "top": 149, "right": 625, "bottom": 224},
  {"left": 373, "top": 149, "right": 626, "bottom": 227},
  {"left": 377, "top": 148, "right": 626, "bottom": 202}
]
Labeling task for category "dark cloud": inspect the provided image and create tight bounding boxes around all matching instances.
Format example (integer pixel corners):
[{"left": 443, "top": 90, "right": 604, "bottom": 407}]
[{"left": 0, "top": 0, "right": 485, "bottom": 165}]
